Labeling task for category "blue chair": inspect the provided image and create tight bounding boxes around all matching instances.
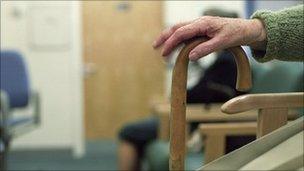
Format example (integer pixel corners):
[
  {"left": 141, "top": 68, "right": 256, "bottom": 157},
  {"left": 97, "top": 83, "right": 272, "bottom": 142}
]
[{"left": 0, "top": 50, "right": 41, "bottom": 171}]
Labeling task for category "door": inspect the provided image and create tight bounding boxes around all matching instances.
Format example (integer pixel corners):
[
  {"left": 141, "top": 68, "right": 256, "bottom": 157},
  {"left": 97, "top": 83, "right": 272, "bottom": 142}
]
[{"left": 82, "top": 1, "right": 164, "bottom": 139}]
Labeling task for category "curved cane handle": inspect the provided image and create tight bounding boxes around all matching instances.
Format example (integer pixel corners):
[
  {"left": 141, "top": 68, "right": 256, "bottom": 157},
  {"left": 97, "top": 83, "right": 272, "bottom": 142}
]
[{"left": 169, "top": 37, "right": 252, "bottom": 171}]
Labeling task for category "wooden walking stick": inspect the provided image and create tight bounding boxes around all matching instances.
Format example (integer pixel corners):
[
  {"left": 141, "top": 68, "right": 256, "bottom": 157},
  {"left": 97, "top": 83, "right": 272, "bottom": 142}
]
[{"left": 170, "top": 37, "right": 252, "bottom": 170}]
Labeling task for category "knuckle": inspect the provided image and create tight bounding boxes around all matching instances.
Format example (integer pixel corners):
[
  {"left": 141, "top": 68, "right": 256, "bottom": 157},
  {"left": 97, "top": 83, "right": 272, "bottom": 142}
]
[
  {"left": 201, "top": 16, "right": 212, "bottom": 22},
  {"left": 201, "top": 16, "right": 208, "bottom": 20},
  {"left": 172, "top": 24, "right": 182, "bottom": 31}
]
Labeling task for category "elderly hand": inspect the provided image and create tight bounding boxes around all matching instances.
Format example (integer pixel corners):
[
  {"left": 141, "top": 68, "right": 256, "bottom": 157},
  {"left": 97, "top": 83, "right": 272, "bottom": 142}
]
[{"left": 153, "top": 16, "right": 266, "bottom": 60}]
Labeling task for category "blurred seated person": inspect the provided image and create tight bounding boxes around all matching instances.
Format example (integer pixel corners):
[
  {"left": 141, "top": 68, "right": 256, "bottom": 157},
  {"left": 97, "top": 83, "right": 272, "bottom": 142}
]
[{"left": 117, "top": 8, "right": 245, "bottom": 171}]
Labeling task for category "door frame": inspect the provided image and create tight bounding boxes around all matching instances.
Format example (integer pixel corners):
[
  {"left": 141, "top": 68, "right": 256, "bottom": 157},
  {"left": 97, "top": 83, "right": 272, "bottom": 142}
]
[{"left": 71, "top": 1, "right": 85, "bottom": 158}]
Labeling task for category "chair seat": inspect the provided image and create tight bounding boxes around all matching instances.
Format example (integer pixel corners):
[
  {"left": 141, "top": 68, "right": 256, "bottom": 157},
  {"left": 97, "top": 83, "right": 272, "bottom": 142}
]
[
  {"left": 144, "top": 140, "right": 204, "bottom": 170},
  {"left": 144, "top": 140, "right": 169, "bottom": 170},
  {"left": 1, "top": 116, "right": 34, "bottom": 128}
]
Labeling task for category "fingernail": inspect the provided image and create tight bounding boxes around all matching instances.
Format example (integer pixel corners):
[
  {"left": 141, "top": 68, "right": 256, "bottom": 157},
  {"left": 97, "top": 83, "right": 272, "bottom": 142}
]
[{"left": 189, "top": 52, "right": 198, "bottom": 60}]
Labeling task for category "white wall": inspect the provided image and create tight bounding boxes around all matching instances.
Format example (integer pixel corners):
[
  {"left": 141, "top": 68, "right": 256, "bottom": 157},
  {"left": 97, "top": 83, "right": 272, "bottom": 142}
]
[
  {"left": 163, "top": 1, "right": 245, "bottom": 27},
  {"left": 1, "top": 1, "right": 84, "bottom": 157}
]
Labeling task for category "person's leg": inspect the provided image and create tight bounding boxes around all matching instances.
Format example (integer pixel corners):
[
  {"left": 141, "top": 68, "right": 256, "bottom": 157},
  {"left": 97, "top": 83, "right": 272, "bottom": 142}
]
[
  {"left": 117, "top": 117, "right": 159, "bottom": 171},
  {"left": 118, "top": 140, "right": 140, "bottom": 171}
]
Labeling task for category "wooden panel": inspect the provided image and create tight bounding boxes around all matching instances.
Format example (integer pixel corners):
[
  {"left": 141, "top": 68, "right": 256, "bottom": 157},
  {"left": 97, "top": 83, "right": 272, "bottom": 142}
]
[
  {"left": 199, "top": 122, "right": 257, "bottom": 136},
  {"left": 82, "top": 1, "right": 164, "bottom": 139},
  {"left": 204, "top": 135, "right": 226, "bottom": 163},
  {"left": 158, "top": 112, "right": 170, "bottom": 140},
  {"left": 257, "top": 108, "right": 288, "bottom": 138},
  {"left": 200, "top": 122, "right": 257, "bottom": 164}
]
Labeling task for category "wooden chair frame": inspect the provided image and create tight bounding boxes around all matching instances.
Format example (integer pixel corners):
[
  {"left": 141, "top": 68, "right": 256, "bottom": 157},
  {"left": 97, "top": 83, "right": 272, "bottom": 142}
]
[
  {"left": 222, "top": 92, "right": 304, "bottom": 137},
  {"left": 169, "top": 37, "right": 252, "bottom": 170}
]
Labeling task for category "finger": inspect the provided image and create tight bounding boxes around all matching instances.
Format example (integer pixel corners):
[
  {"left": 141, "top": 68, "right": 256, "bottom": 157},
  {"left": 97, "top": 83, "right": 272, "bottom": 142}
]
[
  {"left": 188, "top": 37, "right": 223, "bottom": 60},
  {"left": 153, "top": 22, "right": 191, "bottom": 48},
  {"left": 161, "top": 22, "right": 207, "bottom": 56}
]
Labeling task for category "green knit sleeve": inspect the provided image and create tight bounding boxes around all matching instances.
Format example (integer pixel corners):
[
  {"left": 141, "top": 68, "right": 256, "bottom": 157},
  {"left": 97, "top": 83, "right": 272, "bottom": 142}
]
[{"left": 250, "top": 5, "right": 304, "bottom": 62}]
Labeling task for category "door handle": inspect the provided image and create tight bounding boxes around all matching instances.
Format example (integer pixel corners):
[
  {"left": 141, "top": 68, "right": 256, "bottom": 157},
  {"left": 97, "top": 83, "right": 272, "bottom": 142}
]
[{"left": 83, "top": 62, "right": 98, "bottom": 78}]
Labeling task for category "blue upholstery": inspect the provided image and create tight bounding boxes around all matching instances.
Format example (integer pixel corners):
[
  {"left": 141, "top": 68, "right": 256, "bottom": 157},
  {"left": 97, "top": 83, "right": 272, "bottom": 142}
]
[
  {"left": 144, "top": 141, "right": 204, "bottom": 171},
  {"left": 250, "top": 61, "right": 304, "bottom": 93},
  {"left": 0, "top": 117, "right": 34, "bottom": 128},
  {"left": 0, "top": 51, "right": 30, "bottom": 108}
]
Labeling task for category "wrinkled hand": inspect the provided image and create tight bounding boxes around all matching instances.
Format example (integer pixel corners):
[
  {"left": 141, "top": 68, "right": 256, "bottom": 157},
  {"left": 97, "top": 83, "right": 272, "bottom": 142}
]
[{"left": 153, "top": 16, "right": 266, "bottom": 60}]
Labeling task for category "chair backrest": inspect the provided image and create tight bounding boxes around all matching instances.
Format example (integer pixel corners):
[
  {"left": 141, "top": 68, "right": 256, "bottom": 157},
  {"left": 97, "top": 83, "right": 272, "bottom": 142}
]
[
  {"left": 0, "top": 51, "right": 30, "bottom": 108},
  {"left": 250, "top": 61, "right": 304, "bottom": 93},
  {"left": 293, "top": 72, "right": 304, "bottom": 92}
]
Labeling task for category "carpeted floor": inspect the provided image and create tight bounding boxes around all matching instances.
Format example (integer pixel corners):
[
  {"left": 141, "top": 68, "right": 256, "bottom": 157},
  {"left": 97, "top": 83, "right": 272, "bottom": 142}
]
[
  {"left": 8, "top": 140, "right": 204, "bottom": 171},
  {"left": 8, "top": 140, "right": 118, "bottom": 171}
]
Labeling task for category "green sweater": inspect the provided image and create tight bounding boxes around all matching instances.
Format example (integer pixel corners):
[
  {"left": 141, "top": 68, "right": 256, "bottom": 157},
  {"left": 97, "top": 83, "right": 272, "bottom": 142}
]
[{"left": 250, "top": 5, "right": 304, "bottom": 62}]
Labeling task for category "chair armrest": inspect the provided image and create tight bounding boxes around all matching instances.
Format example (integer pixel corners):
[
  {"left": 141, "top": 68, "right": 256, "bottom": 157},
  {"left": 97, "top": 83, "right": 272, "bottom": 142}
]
[
  {"left": 153, "top": 102, "right": 259, "bottom": 122},
  {"left": 0, "top": 90, "right": 10, "bottom": 112},
  {"left": 29, "top": 91, "right": 41, "bottom": 125},
  {"left": 154, "top": 103, "right": 257, "bottom": 140},
  {"left": 221, "top": 92, "right": 303, "bottom": 137},
  {"left": 221, "top": 92, "right": 304, "bottom": 114},
  {"left": 6, "top": 91, "right": 41, "bottom": 137},
  {"left": 154, "top": 102, "right": 297, "bottom": 122},
  {"left": 154, "top": 102, "right": 298, "bottom": 140},
  {"left": 0, "top": 90, "right": 10, "bottom": 141},
  {"left": 0, "top": 90, "right": 10, "bottom": 126}
]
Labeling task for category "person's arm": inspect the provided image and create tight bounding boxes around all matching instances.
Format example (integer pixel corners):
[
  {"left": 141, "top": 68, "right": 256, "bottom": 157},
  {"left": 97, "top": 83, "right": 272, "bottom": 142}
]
[
  {"left": 249, "top": 5, "right": 304, "bottom": 62},
  {"left": 153, "top": 5, "right": 303, "bottom": 63}
]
